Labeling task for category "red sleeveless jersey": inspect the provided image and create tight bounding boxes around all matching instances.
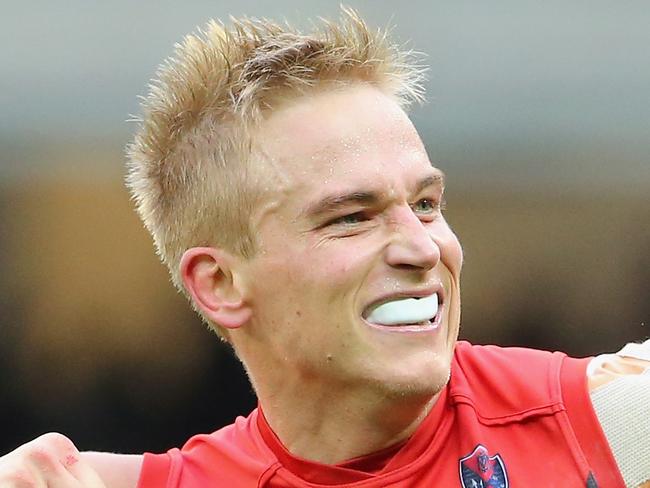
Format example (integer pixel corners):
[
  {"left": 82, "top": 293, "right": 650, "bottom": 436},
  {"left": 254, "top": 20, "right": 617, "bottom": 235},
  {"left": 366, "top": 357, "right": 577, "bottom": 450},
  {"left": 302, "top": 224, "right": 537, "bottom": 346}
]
[{"left": 137, "top": 342, "right": 624, "bottom": 487}]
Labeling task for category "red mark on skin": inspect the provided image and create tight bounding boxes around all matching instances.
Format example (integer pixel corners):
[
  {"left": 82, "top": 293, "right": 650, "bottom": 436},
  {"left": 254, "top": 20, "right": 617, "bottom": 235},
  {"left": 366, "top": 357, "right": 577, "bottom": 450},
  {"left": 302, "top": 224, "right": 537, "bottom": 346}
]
[{"left": 65, "top": 454, "right": 78, "bottom": 467}]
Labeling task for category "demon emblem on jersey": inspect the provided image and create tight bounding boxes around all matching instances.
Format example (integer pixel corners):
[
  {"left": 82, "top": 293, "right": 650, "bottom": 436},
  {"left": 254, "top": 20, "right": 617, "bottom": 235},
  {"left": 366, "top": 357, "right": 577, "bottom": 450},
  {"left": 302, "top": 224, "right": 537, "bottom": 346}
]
[{"left": 459, "top": 444, "right": 509, "bottom": 488}]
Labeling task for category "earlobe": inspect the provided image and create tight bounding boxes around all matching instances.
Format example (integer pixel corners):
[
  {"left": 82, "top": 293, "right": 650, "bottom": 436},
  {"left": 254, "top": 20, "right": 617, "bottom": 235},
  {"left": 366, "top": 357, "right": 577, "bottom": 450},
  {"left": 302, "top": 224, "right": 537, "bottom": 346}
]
[{"left": 180, "top": 247, "right": 252, "bottom": 329}]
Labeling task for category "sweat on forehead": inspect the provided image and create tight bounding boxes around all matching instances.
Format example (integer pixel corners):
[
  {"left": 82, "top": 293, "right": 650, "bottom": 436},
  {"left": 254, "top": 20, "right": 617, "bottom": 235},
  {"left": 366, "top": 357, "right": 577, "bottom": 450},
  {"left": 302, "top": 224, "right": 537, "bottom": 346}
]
[
  {"left": 246, "top": 84, "right": 440, "bottom": 233},
  {"left": 126, "top": 8, "right": 428, "bottom": 335},
  {"left": 253, "top": 85, "right": 425, "bottom": 170}
]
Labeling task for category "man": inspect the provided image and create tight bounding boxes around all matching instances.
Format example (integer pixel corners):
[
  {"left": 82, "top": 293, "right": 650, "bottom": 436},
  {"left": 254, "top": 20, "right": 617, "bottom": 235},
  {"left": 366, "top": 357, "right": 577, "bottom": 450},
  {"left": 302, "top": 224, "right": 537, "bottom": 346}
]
[{"left": 1, "top": 8, "right": 648, "bottom": 488}]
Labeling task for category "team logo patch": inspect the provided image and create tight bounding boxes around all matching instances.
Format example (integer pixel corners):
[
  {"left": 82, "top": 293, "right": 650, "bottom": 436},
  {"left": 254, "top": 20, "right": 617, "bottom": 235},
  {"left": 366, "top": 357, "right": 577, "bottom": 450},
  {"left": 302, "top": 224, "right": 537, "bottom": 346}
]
[{"left": 459, "top": 444, "right": 509, "bottom": 488}]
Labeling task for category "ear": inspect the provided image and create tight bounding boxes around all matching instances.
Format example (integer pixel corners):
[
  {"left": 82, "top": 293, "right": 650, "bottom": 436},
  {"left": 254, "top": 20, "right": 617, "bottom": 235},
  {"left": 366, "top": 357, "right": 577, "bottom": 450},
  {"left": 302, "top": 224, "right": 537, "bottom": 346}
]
[{"left": 180, "top": 247, "right": 252, "bottom": 329}]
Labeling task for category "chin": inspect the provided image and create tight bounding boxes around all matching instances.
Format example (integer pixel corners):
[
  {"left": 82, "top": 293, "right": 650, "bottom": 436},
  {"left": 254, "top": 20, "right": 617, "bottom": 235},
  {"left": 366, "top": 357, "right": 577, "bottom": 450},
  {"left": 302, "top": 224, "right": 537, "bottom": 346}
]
[
  {"left": 370, "top": 354, "right": 453, "bottom": 401},
  {"left": 379, "top": 374, "right": 450, "bottom": 403}
]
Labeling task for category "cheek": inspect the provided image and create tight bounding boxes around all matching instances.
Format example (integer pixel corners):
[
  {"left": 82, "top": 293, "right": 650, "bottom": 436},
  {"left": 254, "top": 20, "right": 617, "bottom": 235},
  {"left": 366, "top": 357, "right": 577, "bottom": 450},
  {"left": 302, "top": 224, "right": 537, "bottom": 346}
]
[
  {"left": 323, "top": 255, "right": 357, "bottom": 278},
  {"left": 260, "top": 246, "right": 356, "bottom": 297},
  {"left": 306, "top": 235, "right": 378, "bottom": 279},
  {"left": 448, "top": 234, "right": 464, "bottom": 271},
  {"left": 435, "top": 225, "right": 463, "bottom": 276},
  {"left": 321, "top": 239, "right": 382, "bottom": 283}
]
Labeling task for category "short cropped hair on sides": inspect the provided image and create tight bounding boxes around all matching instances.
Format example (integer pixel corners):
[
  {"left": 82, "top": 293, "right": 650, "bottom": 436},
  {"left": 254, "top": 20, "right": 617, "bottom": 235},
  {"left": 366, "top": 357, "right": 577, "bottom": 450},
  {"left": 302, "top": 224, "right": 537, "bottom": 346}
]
[{"left": 125, "top": 7, "right": 426, "bottom": 330}]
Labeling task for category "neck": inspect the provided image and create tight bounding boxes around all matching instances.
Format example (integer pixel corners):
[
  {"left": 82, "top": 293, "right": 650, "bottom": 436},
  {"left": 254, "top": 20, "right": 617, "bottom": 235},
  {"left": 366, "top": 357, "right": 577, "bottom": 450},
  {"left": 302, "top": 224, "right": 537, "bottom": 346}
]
[{"left": 255, "top": 376, "right": 439, "bottom": 465}]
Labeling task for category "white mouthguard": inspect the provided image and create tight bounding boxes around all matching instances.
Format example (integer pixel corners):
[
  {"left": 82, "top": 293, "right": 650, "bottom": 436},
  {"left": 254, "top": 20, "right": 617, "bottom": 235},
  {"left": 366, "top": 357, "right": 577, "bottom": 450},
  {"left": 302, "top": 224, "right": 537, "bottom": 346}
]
[{"left": 366, "top": 293, "right": 438, "bottom": 326}]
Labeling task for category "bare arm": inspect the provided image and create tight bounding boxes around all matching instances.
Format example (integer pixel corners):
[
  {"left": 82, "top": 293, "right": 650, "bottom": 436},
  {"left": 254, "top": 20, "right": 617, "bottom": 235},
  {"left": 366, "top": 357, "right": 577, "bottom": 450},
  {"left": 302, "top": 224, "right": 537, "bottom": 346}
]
[
  {"left": 0, "top": 433, "right": 107, "bottom": 487},
  {"left": 0, "top": 434, "right": 143, "bottom": 488},
  {"left": 81, "top": 452, "right": 143, "bottom": 488}
]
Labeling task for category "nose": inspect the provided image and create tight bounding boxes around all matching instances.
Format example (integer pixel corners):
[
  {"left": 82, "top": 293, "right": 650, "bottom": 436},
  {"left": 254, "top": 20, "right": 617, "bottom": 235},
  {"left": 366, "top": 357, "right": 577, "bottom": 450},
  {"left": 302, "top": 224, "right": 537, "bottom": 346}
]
[{"left": 384, "top": 206, "right": 440, "bottom": 271}]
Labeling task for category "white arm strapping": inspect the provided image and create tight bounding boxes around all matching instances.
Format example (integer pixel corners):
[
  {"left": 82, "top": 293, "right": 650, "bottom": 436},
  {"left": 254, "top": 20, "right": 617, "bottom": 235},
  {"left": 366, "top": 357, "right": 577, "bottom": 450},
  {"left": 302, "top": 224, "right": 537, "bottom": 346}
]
[{"left": 589, "top": 340, "right": 650, "bottom": 488}]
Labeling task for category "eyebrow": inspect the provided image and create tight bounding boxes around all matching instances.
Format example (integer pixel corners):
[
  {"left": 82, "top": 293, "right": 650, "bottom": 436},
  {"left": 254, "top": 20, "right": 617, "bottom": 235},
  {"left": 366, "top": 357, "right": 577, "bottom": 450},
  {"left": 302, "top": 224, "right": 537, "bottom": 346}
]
[
  {"left": 302, "top": 191, "right": 379, "bottom": 221},
  {"left": 415, "top": 173, "right": 445, "bottom": 194},
  {"left": 302, "top": 172, "right": 445, "bottom": 220}
]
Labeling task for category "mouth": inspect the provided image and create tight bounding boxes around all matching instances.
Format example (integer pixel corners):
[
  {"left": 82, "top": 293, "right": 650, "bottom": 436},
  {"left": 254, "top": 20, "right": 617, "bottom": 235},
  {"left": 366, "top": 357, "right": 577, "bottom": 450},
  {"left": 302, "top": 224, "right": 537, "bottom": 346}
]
[{"left": 362, "top": 290, "right": 443, "bottom": 332}]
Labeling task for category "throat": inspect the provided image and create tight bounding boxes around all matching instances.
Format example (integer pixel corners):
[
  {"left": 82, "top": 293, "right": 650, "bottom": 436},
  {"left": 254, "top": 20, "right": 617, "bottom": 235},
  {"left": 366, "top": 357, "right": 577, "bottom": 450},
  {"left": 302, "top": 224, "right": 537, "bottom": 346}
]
[{"left": 260, "top": 388, "right": 438, "bottom": 465}]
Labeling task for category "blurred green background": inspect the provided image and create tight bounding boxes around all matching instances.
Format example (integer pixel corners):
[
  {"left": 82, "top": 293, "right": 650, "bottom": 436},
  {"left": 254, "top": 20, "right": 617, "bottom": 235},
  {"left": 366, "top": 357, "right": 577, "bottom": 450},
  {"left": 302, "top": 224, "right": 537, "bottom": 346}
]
[{"left": 1, "top": 0, "right": 648, "bottom": 454}]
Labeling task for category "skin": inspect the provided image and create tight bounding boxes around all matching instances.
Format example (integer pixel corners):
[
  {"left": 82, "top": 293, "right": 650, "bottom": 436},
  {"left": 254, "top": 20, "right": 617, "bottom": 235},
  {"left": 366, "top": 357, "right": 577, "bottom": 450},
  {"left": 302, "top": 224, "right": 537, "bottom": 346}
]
[
  {"left": 182, "top": 84, "right": 650, "bottom": 467},
  {"left": 0, "top": 83, "right": 647, "bottom": 485},
  {"left": 186, "top": 84, "right": 464, "bottom": 463},
  {"left": 0, "top": 433, "right": 140, "bottom": 488}
]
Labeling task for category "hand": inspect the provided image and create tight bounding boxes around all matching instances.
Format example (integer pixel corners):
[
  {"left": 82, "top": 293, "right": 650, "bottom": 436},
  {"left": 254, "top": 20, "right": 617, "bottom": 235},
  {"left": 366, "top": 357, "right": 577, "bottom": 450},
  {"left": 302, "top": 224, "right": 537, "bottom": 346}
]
[{"left": 0, "top": 433, "right": 106, "bottom": 487}]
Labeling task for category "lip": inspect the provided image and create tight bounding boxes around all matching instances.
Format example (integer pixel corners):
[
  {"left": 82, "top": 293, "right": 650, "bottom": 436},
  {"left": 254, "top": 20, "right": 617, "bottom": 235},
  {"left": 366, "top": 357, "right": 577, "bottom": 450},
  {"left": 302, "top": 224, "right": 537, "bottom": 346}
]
[{"left": 361, "top": 283, "right": 445, "bottom": 332}]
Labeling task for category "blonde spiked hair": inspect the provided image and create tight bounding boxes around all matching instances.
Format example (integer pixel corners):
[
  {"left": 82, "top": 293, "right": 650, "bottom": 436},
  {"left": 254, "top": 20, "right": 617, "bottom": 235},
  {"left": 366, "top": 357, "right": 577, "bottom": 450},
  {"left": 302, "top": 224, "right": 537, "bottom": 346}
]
[{"left": 126, "top": 7, "right": 426, "bottom": 307}]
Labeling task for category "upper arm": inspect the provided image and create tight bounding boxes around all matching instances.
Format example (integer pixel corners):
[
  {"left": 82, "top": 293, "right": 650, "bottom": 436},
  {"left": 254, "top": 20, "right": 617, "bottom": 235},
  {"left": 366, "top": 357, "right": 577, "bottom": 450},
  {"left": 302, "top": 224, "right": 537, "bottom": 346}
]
[{"left": 81, "top": 452, "right": 143, "bottom": 488}]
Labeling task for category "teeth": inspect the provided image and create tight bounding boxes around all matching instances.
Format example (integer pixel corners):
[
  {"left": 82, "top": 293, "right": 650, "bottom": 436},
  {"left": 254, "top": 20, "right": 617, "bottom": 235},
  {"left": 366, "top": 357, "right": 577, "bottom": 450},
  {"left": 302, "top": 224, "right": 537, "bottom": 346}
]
[{"left": 366, "top": 293, "right": 438, "bottom": 326}]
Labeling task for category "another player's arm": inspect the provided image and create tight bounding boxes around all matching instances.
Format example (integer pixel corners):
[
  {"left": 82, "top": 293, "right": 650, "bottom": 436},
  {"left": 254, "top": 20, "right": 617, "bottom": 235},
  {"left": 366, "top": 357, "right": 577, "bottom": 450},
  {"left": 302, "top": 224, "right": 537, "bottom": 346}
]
[
  {"left": 0, "top": 432, "right": 142, "bottom": 488},
  {"left": 588, "top": 355, "right": 650, "bottom": 391},
  {"left": 81, "top": 452, "right": 142, "bottom": 488},
  {"left": 587, "top": 341, "right": 650, "bottom": 488}
]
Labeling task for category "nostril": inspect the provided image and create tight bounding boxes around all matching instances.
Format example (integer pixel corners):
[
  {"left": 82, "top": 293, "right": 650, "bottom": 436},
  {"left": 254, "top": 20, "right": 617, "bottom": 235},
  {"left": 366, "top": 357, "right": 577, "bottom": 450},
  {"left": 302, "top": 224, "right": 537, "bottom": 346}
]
[
  {"left": 385, "top": 235, "right": 440, "bottom": 271},
  {"left": 393, "top": 263, "right": 426, "bottom": 272}
]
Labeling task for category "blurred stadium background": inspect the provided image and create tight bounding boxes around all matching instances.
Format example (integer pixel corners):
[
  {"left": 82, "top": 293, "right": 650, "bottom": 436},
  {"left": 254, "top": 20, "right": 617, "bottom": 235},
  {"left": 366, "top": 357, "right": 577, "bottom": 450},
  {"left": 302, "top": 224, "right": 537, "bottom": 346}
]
[{"left": 1, "top": 0, "right": 648, "bottom": 454}]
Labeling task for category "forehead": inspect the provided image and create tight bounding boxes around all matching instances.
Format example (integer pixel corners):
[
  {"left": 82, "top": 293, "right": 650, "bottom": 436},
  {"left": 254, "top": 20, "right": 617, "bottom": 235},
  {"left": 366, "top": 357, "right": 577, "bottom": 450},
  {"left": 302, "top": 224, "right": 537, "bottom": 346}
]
[{"left": 253, "top": 85, "right": 437, "bottom": 208}]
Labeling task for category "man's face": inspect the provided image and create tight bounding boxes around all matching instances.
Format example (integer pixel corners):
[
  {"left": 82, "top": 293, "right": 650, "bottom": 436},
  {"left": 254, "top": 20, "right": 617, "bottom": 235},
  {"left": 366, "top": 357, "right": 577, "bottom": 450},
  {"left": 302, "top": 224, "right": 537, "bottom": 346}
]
[{"left": 238, "top": 85, "right": 463, "bottom": 398}]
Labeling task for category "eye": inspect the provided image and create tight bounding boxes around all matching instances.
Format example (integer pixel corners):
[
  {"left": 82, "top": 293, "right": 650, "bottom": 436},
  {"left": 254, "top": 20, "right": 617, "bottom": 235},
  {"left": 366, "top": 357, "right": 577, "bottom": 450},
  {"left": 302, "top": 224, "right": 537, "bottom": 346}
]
[
  {"left": 330, "top": 212, "right": 367, "bottom": 226},
  {"left": 411, "top": 197, "right": 446, "bottom": 222},
  {"left": 412, "top": 198, "right": 438, "bottom": 214}
]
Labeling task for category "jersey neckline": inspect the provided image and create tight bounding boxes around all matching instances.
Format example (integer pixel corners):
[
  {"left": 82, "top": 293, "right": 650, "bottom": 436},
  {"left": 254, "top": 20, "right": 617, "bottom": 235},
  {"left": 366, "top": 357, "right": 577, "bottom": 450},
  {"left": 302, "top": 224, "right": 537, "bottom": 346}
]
[{"left": 255, "top": 386, "right": 450, "bottom": 485}]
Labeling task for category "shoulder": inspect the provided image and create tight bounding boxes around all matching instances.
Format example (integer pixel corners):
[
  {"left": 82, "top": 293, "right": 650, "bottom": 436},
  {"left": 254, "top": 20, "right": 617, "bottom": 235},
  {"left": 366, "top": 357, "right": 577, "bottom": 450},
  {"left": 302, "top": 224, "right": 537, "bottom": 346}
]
[
  {"left": 181, "top": 408, "right": 272, "bottom": 459},
  {"left": 137, "top": 408, "right": 277, "bottom": 488},
  {"left": 453, "top": 340, "right": 560, "bottom": 366},
  {"left": 450, "top": 341, "right": 569, "bottom": 419},
  {"left": 452, "top": 340, "right": 566, "bottom": 388}
]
